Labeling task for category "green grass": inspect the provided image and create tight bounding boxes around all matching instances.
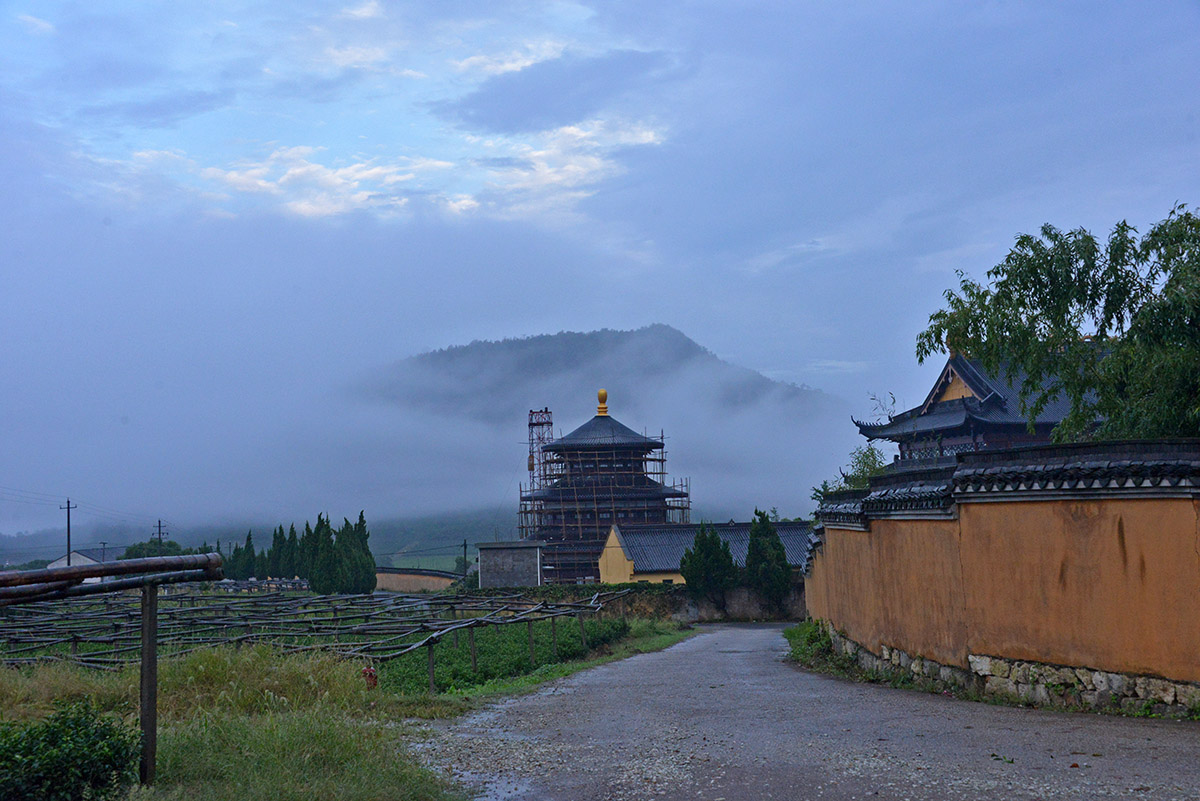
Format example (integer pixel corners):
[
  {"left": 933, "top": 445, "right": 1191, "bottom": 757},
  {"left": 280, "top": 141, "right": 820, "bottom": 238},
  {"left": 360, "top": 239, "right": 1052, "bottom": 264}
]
[
  {"left": 1, "top": 618, "right": 692, "bottom": 800},
  {"left": 130, "top": 712, "right": 460, "bottom": 801}
]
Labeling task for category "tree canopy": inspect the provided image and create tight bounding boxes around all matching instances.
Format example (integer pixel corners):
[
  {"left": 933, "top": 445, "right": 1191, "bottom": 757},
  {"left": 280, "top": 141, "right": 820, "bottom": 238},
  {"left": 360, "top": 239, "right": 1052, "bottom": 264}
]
[
  {"left": 744, "top": 510, "right": 791, "bottom": 612},
  {"left": 679, "top": 523, "right": 737, "bottom": 608},
  {"left": 916, "top": 206, "right": 1200, "bottom": 441}
]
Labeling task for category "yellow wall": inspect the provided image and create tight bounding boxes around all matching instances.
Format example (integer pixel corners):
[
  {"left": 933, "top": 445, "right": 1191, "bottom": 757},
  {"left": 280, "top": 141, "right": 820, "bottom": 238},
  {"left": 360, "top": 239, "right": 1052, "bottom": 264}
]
[
  {"left": 935, "top": 371, "right": 974, "bottom": 402},
  {"left": 598, "top": 529, "right": 635, "bottom": 583},
  {"left": 807, "top": 497, "right": 1200, "bottom": 682},
  {"left": 375, "top": 572, "right": 456, "bottom": 593},
  {"left": 632, "top": 571, "right": 685, "bottom": 584},
  {"left": 597, "top": 529, "right": 687, "bottom": 585}
]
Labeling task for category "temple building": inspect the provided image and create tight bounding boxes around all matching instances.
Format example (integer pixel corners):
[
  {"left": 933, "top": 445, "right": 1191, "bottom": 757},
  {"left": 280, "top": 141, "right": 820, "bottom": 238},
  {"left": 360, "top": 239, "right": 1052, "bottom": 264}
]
[
  {"left": 519, "top": 390, "right": 690, "bottom": 583},
  {"left": 854, "top": 353, "right": 1070, "bottom": 463}
]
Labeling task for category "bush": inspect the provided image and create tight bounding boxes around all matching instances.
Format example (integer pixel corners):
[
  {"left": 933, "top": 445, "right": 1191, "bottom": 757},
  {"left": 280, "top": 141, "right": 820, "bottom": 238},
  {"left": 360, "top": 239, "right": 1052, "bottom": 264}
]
[{"left": 0, "top": 700, "right": 140, "bottom": 801}]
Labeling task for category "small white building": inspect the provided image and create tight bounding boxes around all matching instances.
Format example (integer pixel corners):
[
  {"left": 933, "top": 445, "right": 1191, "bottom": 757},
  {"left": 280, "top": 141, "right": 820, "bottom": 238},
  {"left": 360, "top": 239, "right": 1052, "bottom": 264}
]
[{"left": 46, "top": 547, "right": 118, "bottom": 583}]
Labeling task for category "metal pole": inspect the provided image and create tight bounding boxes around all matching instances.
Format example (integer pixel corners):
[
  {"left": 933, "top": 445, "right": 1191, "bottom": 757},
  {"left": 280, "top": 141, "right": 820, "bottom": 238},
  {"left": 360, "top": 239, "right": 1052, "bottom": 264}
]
[{"left": 139, "top": 584, "right": 158, "bottom": 785}]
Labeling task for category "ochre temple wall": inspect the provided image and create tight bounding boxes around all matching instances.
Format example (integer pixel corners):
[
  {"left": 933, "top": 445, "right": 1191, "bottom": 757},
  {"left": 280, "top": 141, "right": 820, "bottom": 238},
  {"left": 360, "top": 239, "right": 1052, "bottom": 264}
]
[{"left": 807, "top": 497, "right": 1200, "bottom": 683}]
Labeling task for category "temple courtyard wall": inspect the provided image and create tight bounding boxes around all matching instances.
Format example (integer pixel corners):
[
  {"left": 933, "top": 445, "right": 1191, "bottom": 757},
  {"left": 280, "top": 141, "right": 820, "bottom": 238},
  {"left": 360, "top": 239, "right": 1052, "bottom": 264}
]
[{"left": 809, "top": 441, "right": 1200, "bottom": 711}]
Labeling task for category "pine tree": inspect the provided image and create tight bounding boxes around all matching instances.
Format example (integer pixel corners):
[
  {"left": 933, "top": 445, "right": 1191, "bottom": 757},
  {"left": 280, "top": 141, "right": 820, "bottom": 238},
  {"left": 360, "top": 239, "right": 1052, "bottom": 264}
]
[
  {"left": 297, "top": 521, "right": 315, "bottom": 580},
  {"left": 744, "top": 509, "right": 791, "bottom": 611},
  {"left": 254, "top": 549, "right": 268, "bottom": 580}
]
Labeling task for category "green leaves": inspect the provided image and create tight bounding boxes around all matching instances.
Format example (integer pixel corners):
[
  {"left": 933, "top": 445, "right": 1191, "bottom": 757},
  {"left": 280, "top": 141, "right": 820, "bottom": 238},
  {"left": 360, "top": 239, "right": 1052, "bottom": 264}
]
[
  {"left": 0, "top": 700, "right": 139, "bottom": 801},
  {"left": 918, "top": 205, "right": 1200, "bottom": 441},
  {"left": 679, "top": 524, "right": 738, "bottom": 608},
  {"left": 745, "top": 510, "right": 791, "bottom": 613}
]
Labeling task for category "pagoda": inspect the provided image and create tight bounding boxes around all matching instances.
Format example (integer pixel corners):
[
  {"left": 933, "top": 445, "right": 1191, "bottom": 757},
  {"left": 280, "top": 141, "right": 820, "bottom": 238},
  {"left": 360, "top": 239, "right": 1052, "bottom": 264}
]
[{"left": 519, "top": 390, "right": 690, "bottom": 583}]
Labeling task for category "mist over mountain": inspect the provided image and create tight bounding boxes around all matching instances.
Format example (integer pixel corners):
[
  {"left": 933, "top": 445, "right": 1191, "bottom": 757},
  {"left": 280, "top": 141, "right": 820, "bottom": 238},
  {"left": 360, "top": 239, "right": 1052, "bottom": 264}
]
[
  {"left": 367, "top": 324, "right": 859, "bottom": 522},
  {"left": 1, "top": 325, "right": 862, "bottom": 565}
]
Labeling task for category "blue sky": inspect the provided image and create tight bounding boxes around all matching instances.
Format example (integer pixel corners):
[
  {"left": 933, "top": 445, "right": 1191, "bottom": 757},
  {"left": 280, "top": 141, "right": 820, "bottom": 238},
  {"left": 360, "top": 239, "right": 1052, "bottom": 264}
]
[{"left": 3, "top": 1, "right": 1199, "bottom": 537}]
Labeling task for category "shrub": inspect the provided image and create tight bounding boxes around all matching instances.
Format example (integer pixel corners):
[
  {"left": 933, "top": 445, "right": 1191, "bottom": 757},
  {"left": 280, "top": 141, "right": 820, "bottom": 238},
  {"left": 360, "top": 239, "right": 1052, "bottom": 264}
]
[{"left": 0, "top": 700, "right": 140, "bottom": 801}]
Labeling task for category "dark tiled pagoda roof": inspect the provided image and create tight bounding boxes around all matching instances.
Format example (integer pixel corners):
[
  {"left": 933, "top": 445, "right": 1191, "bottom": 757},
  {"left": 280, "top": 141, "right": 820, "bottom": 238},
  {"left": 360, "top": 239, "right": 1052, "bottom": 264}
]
[
  {"left": 855, "top": 354, "right": 1076, "bottom": 441},
  {"left": 543, "top": 414, "right": 664, "bottom": 453},
  {"left": 526, "top": 475, "right": 688, "bottom": 502},
  {"left": 612, "top": 522, "right": 820, "bottom": 573}
]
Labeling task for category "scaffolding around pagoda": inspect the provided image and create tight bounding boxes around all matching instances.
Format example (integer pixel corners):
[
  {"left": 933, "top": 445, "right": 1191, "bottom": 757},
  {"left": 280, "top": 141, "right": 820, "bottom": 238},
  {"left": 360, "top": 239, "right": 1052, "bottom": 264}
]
[{"left": 517, "top": 393, "right": 691, "bottom": 582}]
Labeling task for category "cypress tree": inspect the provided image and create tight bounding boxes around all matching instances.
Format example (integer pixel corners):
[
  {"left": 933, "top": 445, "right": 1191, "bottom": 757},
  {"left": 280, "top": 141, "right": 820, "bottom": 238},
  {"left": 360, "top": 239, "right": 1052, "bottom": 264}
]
[
  {"left": 745, "top": 509, "right": 791, "bottom": 611},
  {"left": 283, "top": 525, "right": 298, "bottom": 579},
  {"left": 679, "top": 523, "right": 737, "bottom": 608},
  {"left": 268, "top": 525, "right": 285, "bottom": 578}
]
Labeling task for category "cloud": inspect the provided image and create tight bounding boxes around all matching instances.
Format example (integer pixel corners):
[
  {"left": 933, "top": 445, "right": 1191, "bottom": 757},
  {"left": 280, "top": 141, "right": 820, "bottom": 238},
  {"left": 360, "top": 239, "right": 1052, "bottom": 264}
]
[
  {"left": 452, "top": 40, "right": 566, "bottom": 76},
  {"left": 188, "top": 146, "right": 457, "bottom": 216},
  {"left": 475, "top": 119, "right": 663, "bottom": 218},
  {"left": 440, "top": 49, "right": 671, "bottom": 134},
  {"left": 16, "top": 14, "right": 54, "bottom": 34},
  {"left": 341, "top": 1, "right": 383, "bottom": 19},
  {"left": 324, "top": 45, "right": 390, "bottom": 69},
  {"left": 79, "top": 89, "right": 234, "bottom": 128}
]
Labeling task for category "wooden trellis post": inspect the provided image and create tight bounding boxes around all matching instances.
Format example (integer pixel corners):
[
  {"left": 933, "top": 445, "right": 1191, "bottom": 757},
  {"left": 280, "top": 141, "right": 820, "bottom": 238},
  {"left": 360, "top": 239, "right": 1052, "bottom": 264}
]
[
  {"left": 577, "top": 612, "right": 588, "bottom": 649},
  {"left": 550, "top": 615, "right": 559, "bottom": 658},
  {"left": 139, "top": 584, "right": 158, "bottom": 785},
  {"left": 527, "top": 620, "right": 535, "bottom": 666},
  {"left": 469, "top": 627, "right": 477, "bottom": 673}
]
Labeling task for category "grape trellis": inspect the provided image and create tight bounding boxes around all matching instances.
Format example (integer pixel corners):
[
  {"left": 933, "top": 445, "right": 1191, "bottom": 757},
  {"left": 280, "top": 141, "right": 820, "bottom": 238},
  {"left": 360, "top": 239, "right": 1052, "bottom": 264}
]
[{"left": 0, "top": 590, "right": 630, "bottom": 671}]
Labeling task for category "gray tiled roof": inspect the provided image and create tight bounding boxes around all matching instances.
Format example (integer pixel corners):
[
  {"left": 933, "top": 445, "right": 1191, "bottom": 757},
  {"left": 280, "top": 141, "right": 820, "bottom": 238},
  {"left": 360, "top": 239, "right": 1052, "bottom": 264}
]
[
  {"left": 613, "top": 522, "right": 819, "bottom": 573},
  {"left": 544, "top": 415, "right": 664, "bottom": 452},
  {"left": 856, "top": 354, "right": 1082, "bottom": 440}
]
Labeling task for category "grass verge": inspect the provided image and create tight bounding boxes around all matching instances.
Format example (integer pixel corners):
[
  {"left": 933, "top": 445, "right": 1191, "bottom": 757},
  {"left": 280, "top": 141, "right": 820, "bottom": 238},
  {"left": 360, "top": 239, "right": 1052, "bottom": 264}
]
[{"left": 2, "top": 617, "right": 691, "bottom": 800}]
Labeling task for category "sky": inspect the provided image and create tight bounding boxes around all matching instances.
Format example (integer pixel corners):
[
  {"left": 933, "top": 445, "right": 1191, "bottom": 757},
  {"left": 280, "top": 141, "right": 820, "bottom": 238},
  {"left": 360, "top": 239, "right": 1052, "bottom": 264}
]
[{"left": 3, "top": 1, "right": 1199, "bottom": 545}]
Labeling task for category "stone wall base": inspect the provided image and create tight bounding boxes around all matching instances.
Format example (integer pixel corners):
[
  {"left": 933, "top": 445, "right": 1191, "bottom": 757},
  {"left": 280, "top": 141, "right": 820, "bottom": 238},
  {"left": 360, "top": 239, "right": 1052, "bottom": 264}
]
[{"left": 824, "top": 624, "right": 1200, "bottom": 717}]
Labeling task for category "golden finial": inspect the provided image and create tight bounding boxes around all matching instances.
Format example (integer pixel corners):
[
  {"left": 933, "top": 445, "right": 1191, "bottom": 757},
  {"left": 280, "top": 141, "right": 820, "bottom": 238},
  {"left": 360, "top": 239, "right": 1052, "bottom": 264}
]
[{"left": 597, "top": 388, "right": 609, "bottom": 416}]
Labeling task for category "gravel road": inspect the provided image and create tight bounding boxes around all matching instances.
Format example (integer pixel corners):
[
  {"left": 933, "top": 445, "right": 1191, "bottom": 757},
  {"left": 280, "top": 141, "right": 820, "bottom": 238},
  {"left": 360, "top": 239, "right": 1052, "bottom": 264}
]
[{"left": 417, "top": 623, "right": 1200, "bottom": 800}]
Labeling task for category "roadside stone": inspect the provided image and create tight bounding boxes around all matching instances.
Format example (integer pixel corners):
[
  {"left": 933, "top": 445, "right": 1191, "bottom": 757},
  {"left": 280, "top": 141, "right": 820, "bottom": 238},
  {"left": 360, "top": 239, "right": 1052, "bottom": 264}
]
[
  {"left": 1010, "top": 663, "right": 1030, "bottom": 684},
  {"left": 1092, "top": 671, "right": 1109, "bottom": 692},
  {"left": 990, "top": 660, "right": 1011, "bottom": 678},
  {"left": 897, "top": 651, "right": 911, "bottom": 670},
  {"left": 923, "top": 659, "right": 940, "bottom": 678},
  {"left": 1032, "top": 684, "right": 1052, "bottom": 706},
  {"left": 939, "top": 666, "right": 955, "bottom": 684},
  {"left": 1136, "top": 677, "right": 1176, "bottom": 704},
  {"left": 984, "top": 676, "right": 1018, "bottom": 699},
  {"left": 1107, "top": 673, "right": 1130, "bottom": 696},
  {"left": 1074, "top": 668, "right": 1093, "bottom": 685},
  {"left": 1081, "top": 691, "right": 1097, "bottom": 706},
  {"left": 1094, "top": 689, "right": 1115, "bottom": 708},
  {"left": 910, "top": 657, "right": 923, "bottom": 675},
  {"left": 1121, "top": 696, "right": 1151, "bottom": 713},
  {"left": 1175, "top": 683, "right": 1200, "bottom": 710},
  {"left": 968, "top": 654, "right": 991, "bottom": 676}
]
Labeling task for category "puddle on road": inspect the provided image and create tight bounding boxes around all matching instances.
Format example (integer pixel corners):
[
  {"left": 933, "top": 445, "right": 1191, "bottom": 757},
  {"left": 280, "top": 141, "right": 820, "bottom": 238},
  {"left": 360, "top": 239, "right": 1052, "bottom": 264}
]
[{"left": 455, "top": 770, "right": 535, "bottom": 801}]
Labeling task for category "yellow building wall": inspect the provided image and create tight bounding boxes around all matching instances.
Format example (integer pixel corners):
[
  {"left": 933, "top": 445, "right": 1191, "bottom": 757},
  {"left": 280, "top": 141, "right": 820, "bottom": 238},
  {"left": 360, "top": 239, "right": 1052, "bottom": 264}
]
[
  {"left": 632, "top": 571, "right": 685, "bottom": 584},
  {"left": 598, "top": 530, "right": 634, "bottom": 583},
  {"left": 375, "top": 572, "right": 456, "bottom": 593},
  {"left": 598, "top": 529, "right": 688, "bottom": 585},
  {"left": 808, "top": 497, "right": 1200, "bottom": 683}
]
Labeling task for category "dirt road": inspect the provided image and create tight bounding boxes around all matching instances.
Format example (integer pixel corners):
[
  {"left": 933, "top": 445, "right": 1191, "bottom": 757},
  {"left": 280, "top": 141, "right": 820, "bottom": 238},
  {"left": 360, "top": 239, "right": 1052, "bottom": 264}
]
[{"left": 420, "top": 623, "right": 1200, "bottom": 800}]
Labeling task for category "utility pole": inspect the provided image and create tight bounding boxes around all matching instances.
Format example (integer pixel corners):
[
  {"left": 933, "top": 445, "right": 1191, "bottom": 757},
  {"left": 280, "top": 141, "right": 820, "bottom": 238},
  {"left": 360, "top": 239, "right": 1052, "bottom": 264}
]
[
  {"left": 155, "top": 520, "right": 166, "bottom": 546},
  {"left": 462, "top": 539, "right": 468, "bottom": 578},
  {"left": 60, "top": 499, "right": 77, "bottom": 566}
]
